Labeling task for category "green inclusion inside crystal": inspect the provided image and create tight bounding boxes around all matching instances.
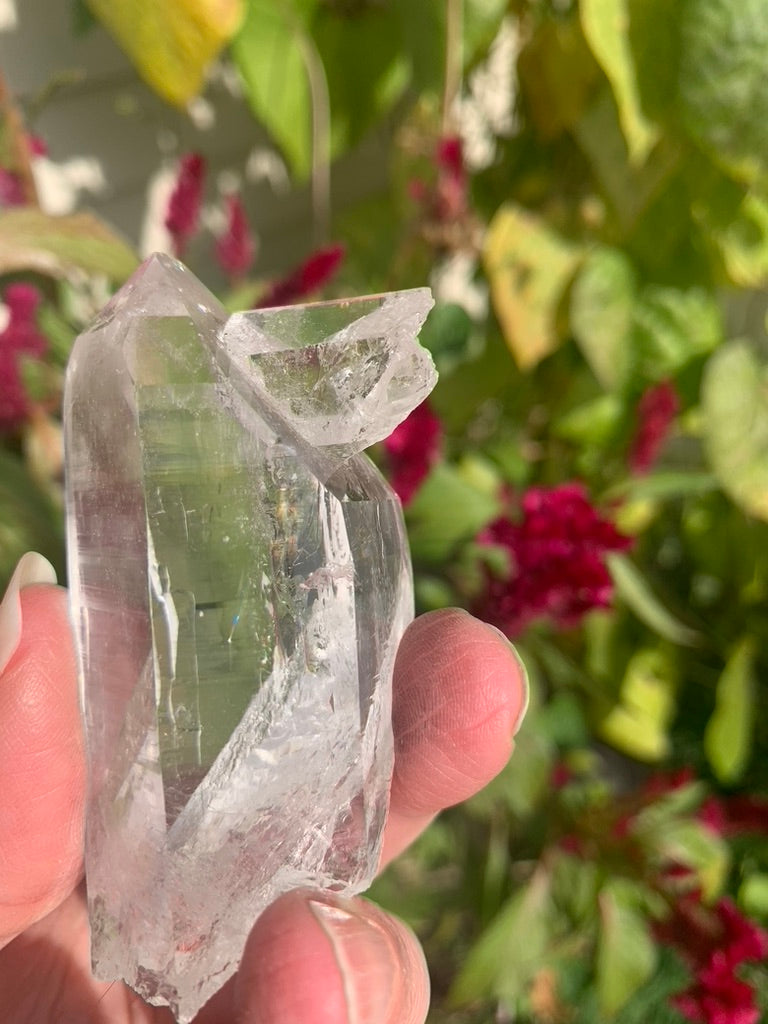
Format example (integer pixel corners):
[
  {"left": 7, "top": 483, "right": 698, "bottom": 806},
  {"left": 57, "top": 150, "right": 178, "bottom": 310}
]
[{"left": 133, "top": 317, "right": 279, "bottom": 824}]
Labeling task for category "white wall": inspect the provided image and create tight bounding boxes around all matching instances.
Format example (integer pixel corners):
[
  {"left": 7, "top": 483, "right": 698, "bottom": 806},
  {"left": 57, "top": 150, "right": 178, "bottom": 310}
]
[{"left": 0, "top": 0, "right": 390, "bottom": 284}]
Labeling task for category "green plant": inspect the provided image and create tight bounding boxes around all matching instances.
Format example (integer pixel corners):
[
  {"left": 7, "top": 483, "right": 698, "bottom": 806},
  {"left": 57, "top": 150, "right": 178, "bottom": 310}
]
[{"left": 2, "top": 2, "right": 768, "bottom": 1020}]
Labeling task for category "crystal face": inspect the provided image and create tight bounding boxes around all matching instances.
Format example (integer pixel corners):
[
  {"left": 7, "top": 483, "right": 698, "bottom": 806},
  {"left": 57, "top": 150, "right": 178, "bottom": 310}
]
[{"left": 63, "top": 254, "right": 436, "bottom": 1022}]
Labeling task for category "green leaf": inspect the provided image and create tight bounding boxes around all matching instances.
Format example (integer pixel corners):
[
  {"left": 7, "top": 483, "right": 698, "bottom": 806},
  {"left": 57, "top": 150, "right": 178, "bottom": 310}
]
[
  {"left": 464, "top": 0, "right": 508, "bottom": 63},
  {"left": 598, "top": 647, "right": 678, "bottom": 762},
  {"left": 631, "top": 285, "right": 722, "bottom": 380},
  {"left": 739, "top": 873, "right": 768, "bottom": 917},
  {"left": 623, "top": 0, "right": 684, "bottom": 125},
  {"left": 580, "top": 0, "right": 658, "bottom": 164},
  {"left": 702, "top": 341, "right": 768, "bottom": 521},
  {"left": 389, "top": 0, "right": 443, "bottom": 91},
  {"left": 72, "top": 0, "right": 97, "bottom": 34},
  {"left": 651, "top": 819, "right": 729, "bottom": 900},
  {"left": 406, "top": 463, "right": 500, "bottom": 564},
  {"left": 450, "top": 866, "right": 554, "bottom": 1006},
  {"left": 608, "top": 554, "right": 701, "bottom": 646},
  {"left": 231, "top": 0, "right": 316, "bottom": 178},
  {"left": 429, "top": 331, "right": 518, "bottom": 434},
  {"left": 690, "top": 164, "right": 768, "bottom": 287},
  {"left": 483, "top": 203, "right": 582, "bottom": 370},
  {"left": 596, "top": 879, "right": 658, "bottom": 1017},
  {"left": 679, "top": 0, "right": 768, "bottom": 183},
  {"left": 704, "top": 636, "right": 756, "bottom": 784},
  {"left": 570, "top": 247, "right": 636, "bottom": 390},
  {"left": 605, "top": 471, "right": 719, "bottom": 504},
  {"left": 413, "top": 575, "right": 455, "bottom": 612},
  {"left": 0, "top": 451, "right": 65, "bottom": 587},
  {"left": 0, "top": 209, "right": 138, "bottom": 281},
  {"left": 553, "top": 394, "right": 623, "bottom": 446},
  {"left": 418, "top": 302, "right": 475, "bottom": 373},
  {"left": 518, "top": 15, "right": 601, "bottom": 140},
  {"left": 313, "top": 5, "right": 409, "bottom": 158},
  {"left": 86, "top": 0, "right": 243, "bottom": 105},
  {"left": 631, "top": 780, "right": 707, "bottom": 832},
  {"left": 574, "top": 90, "right": 682, "bottom": 230}
]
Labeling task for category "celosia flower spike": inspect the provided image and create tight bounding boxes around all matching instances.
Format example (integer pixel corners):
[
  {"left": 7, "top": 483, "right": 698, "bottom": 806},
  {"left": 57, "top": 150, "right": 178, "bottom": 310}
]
[
  {"left": 215, "top": 194, "right": 257, "bottom": 284},
  {"left": 255, "top": 244, "right": 345, "bottom": 309},
  {"left": 0, "top": 283, "right": 48, "bottom": 431},
  {"left": 165, "top": 153, "right": 206, "bottom": 258},
  {"left": 383, "top": 401, "right": 442, "bottom": 505}
]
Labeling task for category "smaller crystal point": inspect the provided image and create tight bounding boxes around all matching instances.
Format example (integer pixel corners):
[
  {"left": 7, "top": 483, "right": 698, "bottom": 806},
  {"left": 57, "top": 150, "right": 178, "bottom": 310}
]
[{"left": 64, "top": 254, "right": 435, "bottom": 1022}]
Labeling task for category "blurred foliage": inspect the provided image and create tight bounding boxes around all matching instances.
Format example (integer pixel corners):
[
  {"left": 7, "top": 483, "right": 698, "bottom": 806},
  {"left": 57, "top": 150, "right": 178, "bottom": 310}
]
[{"left": 2, "top": 0, "right": 768, "bottom": 1021}]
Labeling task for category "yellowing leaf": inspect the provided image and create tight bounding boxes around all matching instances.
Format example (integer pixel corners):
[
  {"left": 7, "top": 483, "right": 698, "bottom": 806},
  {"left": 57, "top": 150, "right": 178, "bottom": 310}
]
[
  {"left": 702, "top": 342, "right": 768, "bottom": 521},
  {"left": 483, "top": 204, "right": 581, "bottom": 370},
  {"left": 86, "top": 0, "right": 244, "bottom": 106},
  {"left": 0, "top": 208, "right": 138, "bottom": 281},
  {"left": 580, "top": 0, "right": 658, "bottom": 164},
  {"left": 705, "top": 636, "right": 756, "bottom": 784},
  {"left": 599, "top": 648, "right": 677, "bottom": 762}
]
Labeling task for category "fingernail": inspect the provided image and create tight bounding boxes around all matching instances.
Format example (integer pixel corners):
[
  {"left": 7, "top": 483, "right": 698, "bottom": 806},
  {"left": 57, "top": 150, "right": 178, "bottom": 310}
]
[
  {"left": 482, "top": 622, "right": 530, "bottom": 736},
  {"left": 0, "top": 552, "right": 57, "bottom": 675},
  {"left": 308, "top": 895, "right": 429, "bottom": 1024}
]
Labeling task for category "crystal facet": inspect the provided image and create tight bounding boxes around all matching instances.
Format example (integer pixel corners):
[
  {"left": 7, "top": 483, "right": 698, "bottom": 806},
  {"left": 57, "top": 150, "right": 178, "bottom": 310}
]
[{"left": 63, "top": 254, "right": 436, "bottom": 1021}]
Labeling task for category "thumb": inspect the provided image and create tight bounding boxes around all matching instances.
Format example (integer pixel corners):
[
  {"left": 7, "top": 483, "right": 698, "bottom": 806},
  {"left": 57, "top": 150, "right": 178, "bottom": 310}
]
[
  {"left": 236, "top": 890, "right": 431, "bottom": 1024},
  {"left": 0, "top": 553, "right": 85, "bottom": 948}
]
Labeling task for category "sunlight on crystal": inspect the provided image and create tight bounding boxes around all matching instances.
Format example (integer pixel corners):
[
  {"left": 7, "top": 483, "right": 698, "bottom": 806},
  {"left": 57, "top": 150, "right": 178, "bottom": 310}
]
[{"left": 64, "top": 254, "right": 435, "bottom": 1021}]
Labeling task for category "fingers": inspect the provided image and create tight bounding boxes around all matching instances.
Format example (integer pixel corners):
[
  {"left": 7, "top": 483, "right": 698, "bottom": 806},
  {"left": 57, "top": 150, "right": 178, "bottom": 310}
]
[
  {"left": 234, "top": 890, "right": 430, "bottom": 1024},
  {"left": 0, "top": 558, "right": 84, "bottom": 947},
  {"left": 381, "top": 609, "right": 527, "bottom": 865}
]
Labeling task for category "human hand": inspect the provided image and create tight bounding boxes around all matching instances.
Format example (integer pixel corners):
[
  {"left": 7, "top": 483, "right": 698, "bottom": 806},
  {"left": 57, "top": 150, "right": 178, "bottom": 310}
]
[{"left": 0, "top": 553, "right": 527, "bottom": 1023}]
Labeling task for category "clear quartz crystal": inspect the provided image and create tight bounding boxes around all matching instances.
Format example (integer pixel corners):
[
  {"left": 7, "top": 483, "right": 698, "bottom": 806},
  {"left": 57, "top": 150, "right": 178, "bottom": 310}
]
[{"left": 63, "top": 254, "right": 436, "bottom": 1022}]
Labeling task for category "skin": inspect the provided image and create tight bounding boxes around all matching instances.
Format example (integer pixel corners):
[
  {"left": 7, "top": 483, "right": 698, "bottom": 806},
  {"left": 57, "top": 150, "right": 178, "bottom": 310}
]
[{"left": 0, "top": 587, "right": 526, "bottom": 1024}]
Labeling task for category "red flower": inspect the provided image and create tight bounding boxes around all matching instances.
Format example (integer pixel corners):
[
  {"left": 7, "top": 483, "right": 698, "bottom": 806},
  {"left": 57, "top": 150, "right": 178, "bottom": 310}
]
[
  {"left": 662, "top": 895, "right": 768, "bottom": 1024},
  {"left": 434, "top": 135, "right": 468, "bottom": 222},
  {"left": 674, "top": 956, "right": 761, "bottom": 1024},
  {"left": 165, "top": 153, "right": 206, "bottom": 257},
  {"left": 699, "top": 795, "right": 768, "bottom": 838},
  {"left": 255, "top": 244, "right": 345, "bottom": 309},
  {"left": 27, "top": 134, "right": 47, "bottom": 157},
  {"left": 717, "top": 899, "right": 768, "bottom": 966},
  {"left": 410, "top": 134, "right": 469, "bottom": 225},
  {"left": 629, "top": 379, "right": 680, "bottom": 474},
  {"left": 0, "top": 283, "right": 48, "bottom": 430},
  {"left": 215, "top": 194, "right": 256, "bottom": 283},
  {"left": 383, "top": 400, "right": 442, "bottom": 505},
  {"left": 0, "top": 167, "right": 26, "bottom": 207},
  {"left": 475, "top": 483, "right": 632, "bottom": 636}
]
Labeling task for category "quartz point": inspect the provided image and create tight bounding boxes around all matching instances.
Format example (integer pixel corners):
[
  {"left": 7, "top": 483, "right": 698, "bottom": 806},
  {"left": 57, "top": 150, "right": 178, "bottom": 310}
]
[{"left": 63, "top": 253, "right": 436, "bottom": 1022}]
